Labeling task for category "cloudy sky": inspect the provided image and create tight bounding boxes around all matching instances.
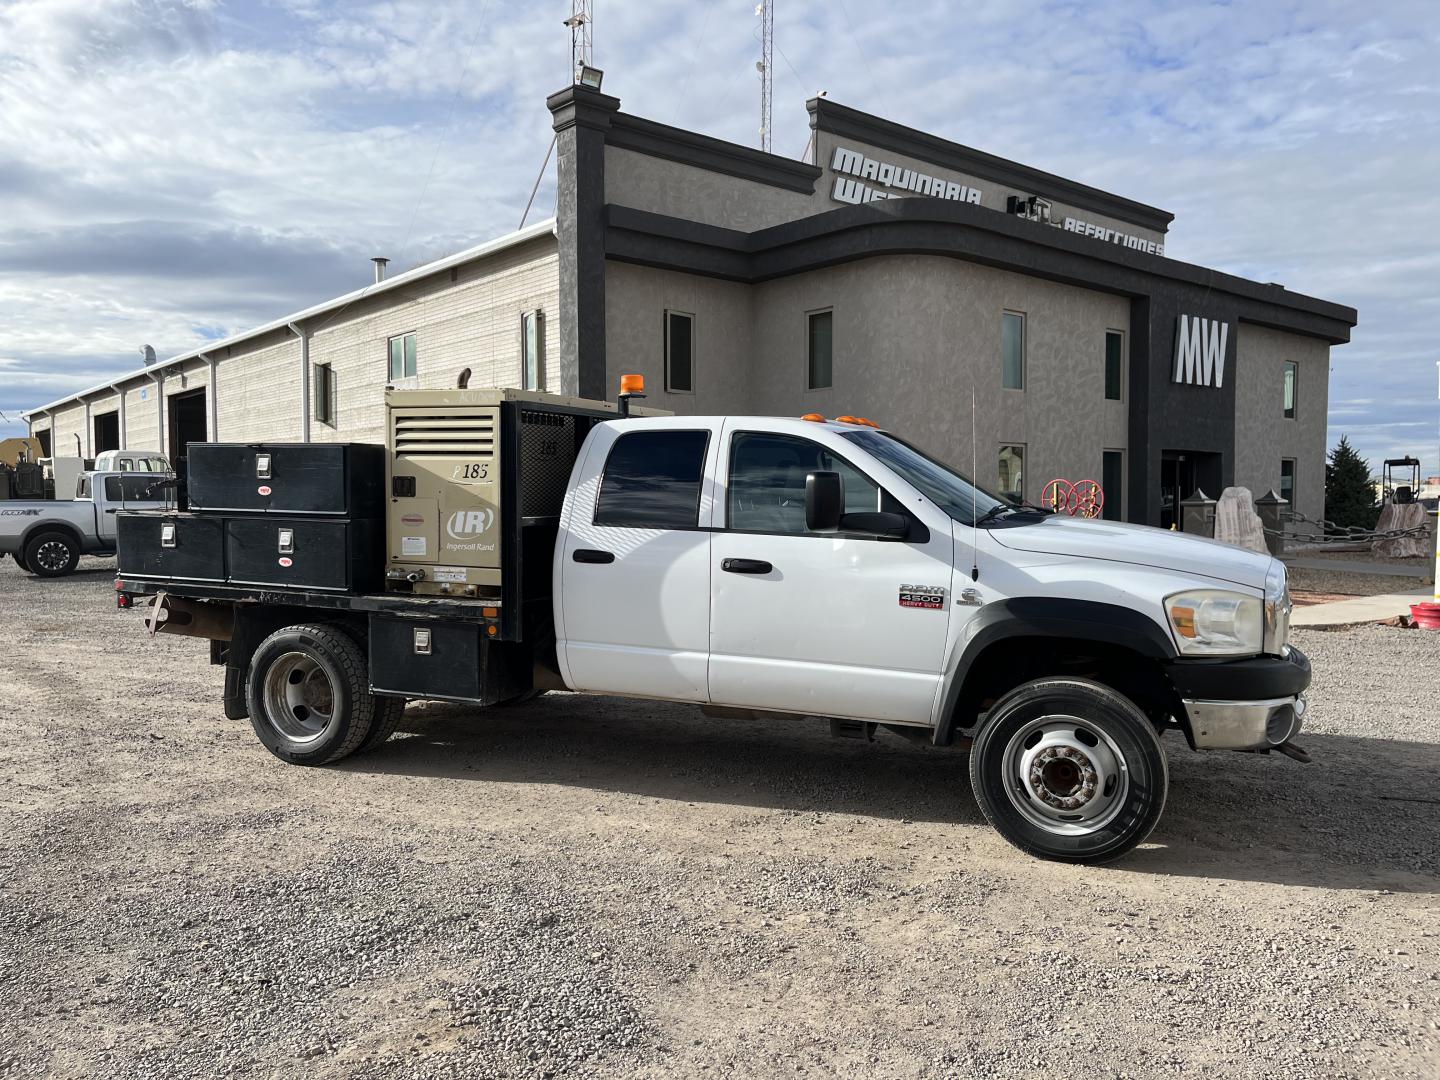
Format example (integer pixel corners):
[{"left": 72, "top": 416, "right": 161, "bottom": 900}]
[{"left": 1, "top": 0, "right": 1436, "bottom": 479}]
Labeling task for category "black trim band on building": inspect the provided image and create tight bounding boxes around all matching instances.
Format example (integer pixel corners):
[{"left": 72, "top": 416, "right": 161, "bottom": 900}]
[
  {"left": 808, "top": 97, "right": 1176, "bottom": 236},
  {"left": 604, "top": 200, "right": 1355, "bottom": 343}
]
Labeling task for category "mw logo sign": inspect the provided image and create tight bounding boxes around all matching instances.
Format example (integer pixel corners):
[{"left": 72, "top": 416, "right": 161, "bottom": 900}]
[{"left": 1173, "top": 315, "right": 1229, "bottom": 388}]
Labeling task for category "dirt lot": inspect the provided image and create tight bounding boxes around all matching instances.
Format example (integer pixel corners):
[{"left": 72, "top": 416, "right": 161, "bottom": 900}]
[{"left": 1, "top": 557, "right": 1437, "bottom": 1080}]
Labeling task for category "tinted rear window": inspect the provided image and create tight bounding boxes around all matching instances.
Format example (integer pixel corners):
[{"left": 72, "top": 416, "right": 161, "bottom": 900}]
[
  {"left": 594, "top": 430, "right": 709, "bottom": 529},
  {"left": 104, "top": 475, "right": 165, "bottom": 501}
]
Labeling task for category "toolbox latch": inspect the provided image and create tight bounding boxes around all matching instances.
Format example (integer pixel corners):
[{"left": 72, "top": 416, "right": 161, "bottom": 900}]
[
  {"left": 256, "top": 453, "right": 272, "bottom": 479},
  {"left": 277, "top": 527, "right": 294, "bottom": 555},
  {"left": 160, "top": 522, "right": 177, "bottom": 549},
  {"left": 413, "top": 628, "right": 432, "bottom": 656}
]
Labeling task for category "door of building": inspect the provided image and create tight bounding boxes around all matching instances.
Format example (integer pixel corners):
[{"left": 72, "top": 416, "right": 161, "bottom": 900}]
[
  {"left": 1160, "top": 450, "right": 1222, "bottom": 530},
  {"left": 167, "top": 389, "right": 208, "bottom": 470}
]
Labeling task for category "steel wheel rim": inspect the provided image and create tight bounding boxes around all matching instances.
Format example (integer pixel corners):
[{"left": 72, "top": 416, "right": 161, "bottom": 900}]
[
  {"left": 1002, "top": 714, "right": 1130, "bottom": 836},
  {"left": 262, "top": 652, "right": 336, "bottom": 743},
  {"left": 34, "top": 540, "right": 71, "bottom": 572}
]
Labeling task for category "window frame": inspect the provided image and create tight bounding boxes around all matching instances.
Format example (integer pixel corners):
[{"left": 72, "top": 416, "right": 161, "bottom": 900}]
[
  {"left": 1001, "top": 310, "right": 1026, "bottom": 391},
  {"left": 592, "top": 428, "right": 712, "bottom": 530},
  {"left": 1102, "top": 448, "right": 1124, "bottom": 521},
  {"left": 722, "top": 429, "right": 899, "bottom": 540},
  {"left": 1104, "top": 329, "right": 1125, "bottom": 402},
  {"left": 806, "top": 308, "right": 834, "bottom": 392},
  {"left": 997, "top": 442, "right": 1027, "bottom": 502},
  {"left": 520, "top": 309, "right": 545, "bottom": 391},
  {"left": 314, "top": 362, "right": 335, "bottom": 426},
  {"left": 1280, "top": 457, "right": 1296, "bottom": 505},
  {"left": 387, "top": 331, "right": 417, "bottom": 382},
  {"left": 664, "top": 310, "right": 695, "bottom": 395},
  {"left": 1282, "top": 360, "right": 1298, "bottom": 419}
]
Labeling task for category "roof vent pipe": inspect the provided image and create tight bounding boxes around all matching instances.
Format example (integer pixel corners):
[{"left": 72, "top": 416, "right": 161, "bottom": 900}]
[{"left": 372, "top": 257, "right": 389, "bottom": 283}]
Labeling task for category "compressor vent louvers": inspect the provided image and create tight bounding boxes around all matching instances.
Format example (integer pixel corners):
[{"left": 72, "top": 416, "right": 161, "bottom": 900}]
[{"left": 392, "top": 415, "right": 496, "bottom": 456}]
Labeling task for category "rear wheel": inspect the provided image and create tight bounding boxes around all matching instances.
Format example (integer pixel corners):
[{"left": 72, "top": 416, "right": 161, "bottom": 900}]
[
  {"left": 23, "top": 531, "right": 80, "bottom": 577},
  {"left": 359, "top": 695, "right": 406, "bottom": 753},
  {"left": 968, "top": 678, "right": 1167, "bottom": 864},
  {"left": 245, "top": 623, "right": 375, "bottom": 765}
]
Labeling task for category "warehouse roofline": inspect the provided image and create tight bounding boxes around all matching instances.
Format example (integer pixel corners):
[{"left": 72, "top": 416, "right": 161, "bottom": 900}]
[{"left": 23, "top": 218, "right": 558, "bottom": 420}]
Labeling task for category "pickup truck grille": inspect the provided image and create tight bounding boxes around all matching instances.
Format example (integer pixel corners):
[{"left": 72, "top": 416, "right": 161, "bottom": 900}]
[{"left": 392, "top": 415, "right": 496, "bottom": 457}]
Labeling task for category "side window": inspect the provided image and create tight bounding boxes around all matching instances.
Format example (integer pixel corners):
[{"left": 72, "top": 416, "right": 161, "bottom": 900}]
[
  {"left": 728, "top": 432, "right": 879, "bottom": 534},
  {"left": 807, "top": 309, "right": 833, "bottom": 390},
  {"left": 388, "top": 332, "right": 417, "bottom": 381},
  {"left": 314, "top": 363, "right": 335, "bottom": 426},
  {"left": 1104, "top": 330, "right": 1124, "bottom": 401},
  {"left": 1282, "top": 361, "right": 1297, "bottom": 419},
  {"left": 665, "top": 311, "right": 694, "bottom": 393},
  {"left": 77, "top": 475, "right": 93, "bottom": 499},
  {"left": 998, "top": 443, "right": 1025, "bottom": 501},
  {"left": 594, "top": 430, "right": 709, "bottom": 529},
  {"left": 1001, "top": 311, "right": 1025, "bottom": 390},
  {"left": 521, "top": 310, "right": 545, "bottom": 391}
]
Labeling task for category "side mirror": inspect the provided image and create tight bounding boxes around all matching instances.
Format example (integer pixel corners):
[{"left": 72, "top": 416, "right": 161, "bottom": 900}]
[
  {"left": 839, "top": 511, "right": 911, "bottom": 539},
  {"left": 805, "top": 471, "right": 842, "bottom": 532}
]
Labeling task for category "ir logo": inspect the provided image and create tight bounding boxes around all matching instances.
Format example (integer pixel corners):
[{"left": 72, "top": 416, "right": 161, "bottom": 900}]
[{"left": 446, "top": 508, "right": 494, "bottom": 540}]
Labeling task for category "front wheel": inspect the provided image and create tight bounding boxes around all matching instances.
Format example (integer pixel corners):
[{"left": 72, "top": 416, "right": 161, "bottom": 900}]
[
  {"left": 23, "top": 530, "right": 79, "bottom": 577},
  {"left": 245, "top": 623, "right": 376, "bottom": 765},
  {"left": 968, "top": 678, "right": 1167, "bottom": 864}
]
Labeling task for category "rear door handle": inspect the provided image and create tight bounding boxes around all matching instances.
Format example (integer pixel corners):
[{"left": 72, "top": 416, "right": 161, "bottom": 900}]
[
  {"left": 572, "top": 548, "right": 615, "bottom": 564},
  {"left": 721, "top": 558, "right": 772, "bottom": 574}
]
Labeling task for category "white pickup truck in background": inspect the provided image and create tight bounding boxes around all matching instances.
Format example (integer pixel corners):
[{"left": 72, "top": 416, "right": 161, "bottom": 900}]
[
  {"left": 2, "top": 472, "right": 170, "bottom": 576},
  {"left": 117, "top": 387, "right": 1308, "bottom": 864}
]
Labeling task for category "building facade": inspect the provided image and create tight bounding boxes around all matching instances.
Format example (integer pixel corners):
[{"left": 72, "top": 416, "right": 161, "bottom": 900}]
[{"left": 26, "top": 87, "right": 1355, "bottom": 528}]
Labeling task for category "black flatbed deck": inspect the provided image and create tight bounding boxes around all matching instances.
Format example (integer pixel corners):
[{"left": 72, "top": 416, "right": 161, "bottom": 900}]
[{"left": 116, "top": 577, "right": 499, "bottom": 623}]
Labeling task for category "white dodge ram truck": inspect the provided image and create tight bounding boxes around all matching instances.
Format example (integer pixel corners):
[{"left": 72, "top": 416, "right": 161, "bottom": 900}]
[{"left": 118, "top": 402, "right": 1307, "bottom": 864}]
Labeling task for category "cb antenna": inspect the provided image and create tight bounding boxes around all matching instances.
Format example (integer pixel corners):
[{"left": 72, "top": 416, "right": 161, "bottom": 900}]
[{"left": 970, "top": 386, "right": 979, "bottom": 581}]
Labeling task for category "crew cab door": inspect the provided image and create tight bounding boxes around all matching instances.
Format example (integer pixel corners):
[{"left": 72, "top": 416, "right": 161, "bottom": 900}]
[
  {"left": 708, "top": 424, "right": 955, "bottom": 725},
  {"left": 556, "top": 420, "right": 717, "bottom": 702}
]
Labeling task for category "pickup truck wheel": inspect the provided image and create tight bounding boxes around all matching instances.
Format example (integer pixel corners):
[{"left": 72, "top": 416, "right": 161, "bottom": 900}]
[
  {"left": 245, "top": 623, "right": 375, "bottom": 766},
  {"left": 968, "top": 678, "right": 1167, "bottom": 864},
  {"left": 23, "top": 531, "right": 80, "bottom": 577}
]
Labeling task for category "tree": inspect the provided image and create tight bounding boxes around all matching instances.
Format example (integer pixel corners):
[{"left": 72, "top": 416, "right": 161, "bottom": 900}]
[{"left": 1324, "top": 435, "right": 1379, "bottom": 531}]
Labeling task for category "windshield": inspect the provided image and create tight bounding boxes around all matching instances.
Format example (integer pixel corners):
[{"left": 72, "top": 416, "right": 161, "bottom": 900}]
[{"left": 839, "top": 429, "right": 1030, "bottom": 527}]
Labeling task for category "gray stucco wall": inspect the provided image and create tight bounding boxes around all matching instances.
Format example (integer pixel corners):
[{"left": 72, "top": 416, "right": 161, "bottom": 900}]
[
  {"left": 606, "top": 254, "right": 1131, "bottom": 510},
  {"left": 604, "top": 146, "right": 818, "bottom": 232},
  {"left": 1233, "top": 323, "right": 1329, "bottom": 525}
]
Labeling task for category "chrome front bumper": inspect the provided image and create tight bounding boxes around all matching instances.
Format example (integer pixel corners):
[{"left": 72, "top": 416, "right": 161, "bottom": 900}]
[{"left": 1182, "top": 694, "right": 1307, "bottom": 751}]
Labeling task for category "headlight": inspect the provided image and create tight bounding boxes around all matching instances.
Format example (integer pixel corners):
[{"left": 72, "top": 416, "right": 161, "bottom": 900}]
[
  {"left": 1165, "top": 589, "right": 1264, "bottom": 656},
  {"left": 1263, "top": 560, "right": 1292, "bottom": 655}
]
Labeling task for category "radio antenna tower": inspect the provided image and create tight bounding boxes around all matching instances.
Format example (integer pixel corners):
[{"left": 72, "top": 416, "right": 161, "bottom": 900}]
[
  {"left": 756, "top": 1, "right": 773, "bottom": 152},
  {"left": 565, "top": 0, "right": 593, "bottom": 82}
]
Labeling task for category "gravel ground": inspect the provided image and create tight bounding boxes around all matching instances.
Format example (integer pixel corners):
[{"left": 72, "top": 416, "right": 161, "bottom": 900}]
[{"left": 1, "top": 556, "right": 1437, "bottom": 1080}]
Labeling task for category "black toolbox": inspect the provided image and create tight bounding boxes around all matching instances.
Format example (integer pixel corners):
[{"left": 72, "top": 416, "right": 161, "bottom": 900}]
[
  {"left": 116, "top": 511, "right": 226, "bottom": 583},
  {"left": 224, "top": 517, "right": 382, "bottom": 593},
  {"left": 187, "top": 443, "right": 386, "bottom": 516}
]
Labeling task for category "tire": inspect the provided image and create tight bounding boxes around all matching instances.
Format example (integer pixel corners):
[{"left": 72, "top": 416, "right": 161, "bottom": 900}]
[
  {"left": 11, "top": 550, "right": 29, "bottom": 573},
  {"left": 968, "top": 677, "right": 1167, "bottom": 864},
  {"left": 359, "top": 695, "right": 406, "bottom": 753},
  {"left": 245, "top": 623, "right": 376, "bottom": 766},
  {"left": 23, "top": 530, "right": 80, "bottom": 577}
]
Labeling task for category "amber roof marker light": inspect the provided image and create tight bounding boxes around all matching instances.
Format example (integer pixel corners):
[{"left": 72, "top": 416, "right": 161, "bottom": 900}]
[
  {"left": 618, "top": 374, "right": 646, "bottom": 417},
  {"left": 800, "top": 412, "right": 826, "bottom": 422}
]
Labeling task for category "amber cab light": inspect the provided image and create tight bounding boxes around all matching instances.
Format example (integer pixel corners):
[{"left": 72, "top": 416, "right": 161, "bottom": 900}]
[
  {"left": 835, "top": 415, "right": 858, "bottom": 424},
  {"left": 800, "top": 413, "right": 826, "bottom": 422},
  {"left": 619, "top": 373, "right": 645, "bottom": 395}
]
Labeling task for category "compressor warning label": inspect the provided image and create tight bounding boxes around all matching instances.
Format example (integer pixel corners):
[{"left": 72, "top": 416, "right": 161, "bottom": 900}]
[{"left": 401, "top": 536, "right": 428, "bottom": 556}]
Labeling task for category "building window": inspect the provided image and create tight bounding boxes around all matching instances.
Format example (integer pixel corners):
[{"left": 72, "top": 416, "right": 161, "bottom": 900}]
[
  {"left": 665, "top": 311, "right": 694, "bottom": 393},
  {"left": 388, "top": 332, "right": 416, "bottom": 381},
  {"left": 1282, "top": 361, "right": 1297, "bottom": 418},
  {"left": 1002, "top": 311, "right": 1025, "bottom": 390},
  {"left": 807, "top": 309, "right": 833, "bottom": 390},
  {"left": 1280, "top": 458, "right": 1296, "bottom": 505},
  {"left": 728, "top": 431, "right": 879, "bottom": 534},
  {"left": 1105, "top": 331, "right": 1123, "bottom": 401},
  {"left": 521, "top": 310, "right": 545, "bottom": 391},
  {"left": 1102, "top": 450, "right": 1124, "bottom": 521},
  {"left": 314, "top": 363, "right": 335, "bottom": 426},
  {"left": 998, "top": 443, "right": 1025, "bottom": 500},
  {"left": 594, "top": 430, "right": 709, "bottom": 528}
]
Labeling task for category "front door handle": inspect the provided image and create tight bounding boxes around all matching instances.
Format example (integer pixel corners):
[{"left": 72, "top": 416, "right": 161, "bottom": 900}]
[
  {"left": 721, "top": 558, "right": 773, "bottom": 574},
  {"left": 572, "top": 548, "right": 615, "bottom": 564}
]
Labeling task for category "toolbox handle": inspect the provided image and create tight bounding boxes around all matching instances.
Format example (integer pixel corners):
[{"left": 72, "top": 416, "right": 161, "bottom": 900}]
[{"left": 256, "top": 452, "right": 272, "bottom": 479}]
